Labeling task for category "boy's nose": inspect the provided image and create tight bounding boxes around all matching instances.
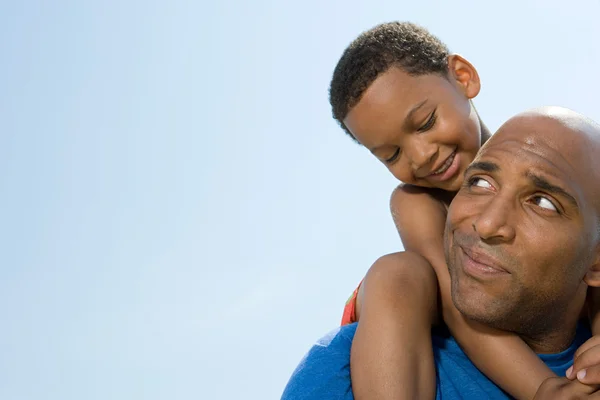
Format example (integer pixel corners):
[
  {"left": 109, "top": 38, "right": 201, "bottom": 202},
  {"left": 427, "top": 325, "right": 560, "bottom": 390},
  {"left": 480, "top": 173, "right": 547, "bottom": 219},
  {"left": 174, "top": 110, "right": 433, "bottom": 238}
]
[{"left": 408, "top": 139, "right": 438, "bottom": 177}]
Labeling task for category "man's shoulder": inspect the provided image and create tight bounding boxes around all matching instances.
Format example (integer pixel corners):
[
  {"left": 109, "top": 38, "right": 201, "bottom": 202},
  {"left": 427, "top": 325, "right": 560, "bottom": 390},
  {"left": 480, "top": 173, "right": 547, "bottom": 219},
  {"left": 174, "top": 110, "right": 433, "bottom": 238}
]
[
  {"left": 318, "top": 323, "right": 357, "bottom": 346},
  {"left": 296, "top": 323, "right": 356, "bottom": 364},
  {"left": 281, "top": 324, "right": 357, "bottom": 400}
]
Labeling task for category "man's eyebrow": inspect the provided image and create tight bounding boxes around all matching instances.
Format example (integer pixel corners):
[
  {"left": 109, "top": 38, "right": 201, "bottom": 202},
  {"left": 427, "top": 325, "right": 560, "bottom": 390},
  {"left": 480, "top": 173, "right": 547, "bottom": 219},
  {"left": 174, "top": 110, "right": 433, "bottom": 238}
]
[
  {"left": 465, "top": 161, "right": 500, "bottom": 176},
  {"left": 526, "top": 172, "right": 579, "bottom": 208}
]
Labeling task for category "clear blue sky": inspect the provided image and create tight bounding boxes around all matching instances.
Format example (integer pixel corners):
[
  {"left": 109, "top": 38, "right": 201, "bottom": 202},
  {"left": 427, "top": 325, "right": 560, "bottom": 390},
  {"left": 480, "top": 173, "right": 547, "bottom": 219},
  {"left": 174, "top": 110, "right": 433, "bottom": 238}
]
[{"left": 1, "top": 1, "right": 600, "bottom": 399}]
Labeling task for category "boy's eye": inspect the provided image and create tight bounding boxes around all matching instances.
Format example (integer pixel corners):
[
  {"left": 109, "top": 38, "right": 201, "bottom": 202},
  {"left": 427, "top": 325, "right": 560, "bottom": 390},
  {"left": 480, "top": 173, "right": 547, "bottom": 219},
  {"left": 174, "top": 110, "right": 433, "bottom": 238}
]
[
  {"left": 417, "top": 110, "right": 437, "bottom": 132},
  {"left": 385, "top": 148, "right": 401, "bottom": 163},
  {"left": 531, "top": 196, "right": 558, "bottom": 212}
]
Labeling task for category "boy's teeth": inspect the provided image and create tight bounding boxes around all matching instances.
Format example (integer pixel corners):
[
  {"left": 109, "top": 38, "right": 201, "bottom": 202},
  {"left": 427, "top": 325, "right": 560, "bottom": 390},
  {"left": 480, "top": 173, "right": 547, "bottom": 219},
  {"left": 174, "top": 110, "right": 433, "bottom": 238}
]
[{"left": 433, "top": 153, "right": 455, "bottom": 175}]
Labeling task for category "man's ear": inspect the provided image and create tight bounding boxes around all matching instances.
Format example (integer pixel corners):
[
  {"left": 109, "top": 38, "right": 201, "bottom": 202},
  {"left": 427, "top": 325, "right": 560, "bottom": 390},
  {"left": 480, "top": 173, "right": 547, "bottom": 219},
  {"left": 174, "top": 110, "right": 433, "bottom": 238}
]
[
  {"left": 447, "top": 54, "right": 480, "bottom": 100},
  {"left": 584, "top": 246, "right": 600, "bottom": 287}
]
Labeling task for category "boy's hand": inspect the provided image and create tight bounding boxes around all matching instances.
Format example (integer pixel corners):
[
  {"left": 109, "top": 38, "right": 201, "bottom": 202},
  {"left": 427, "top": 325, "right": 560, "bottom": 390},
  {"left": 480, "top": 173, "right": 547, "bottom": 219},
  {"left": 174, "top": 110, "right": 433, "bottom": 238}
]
[
  {"left": 568, "top": 336, "right": 600, "bottom": 385},
  {"left": 534, "top": 377, "right": 599, "bottom": 399}
]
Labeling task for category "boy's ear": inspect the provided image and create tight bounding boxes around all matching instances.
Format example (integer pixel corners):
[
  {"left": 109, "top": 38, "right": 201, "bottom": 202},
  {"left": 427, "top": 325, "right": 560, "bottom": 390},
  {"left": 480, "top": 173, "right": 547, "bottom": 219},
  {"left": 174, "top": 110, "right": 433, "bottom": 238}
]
[
  {"left": 447, "top": 54, "right": 480, "bottom": 100},
  {"left": 584, "top": 245, "right": 600, "bottom": 287}
]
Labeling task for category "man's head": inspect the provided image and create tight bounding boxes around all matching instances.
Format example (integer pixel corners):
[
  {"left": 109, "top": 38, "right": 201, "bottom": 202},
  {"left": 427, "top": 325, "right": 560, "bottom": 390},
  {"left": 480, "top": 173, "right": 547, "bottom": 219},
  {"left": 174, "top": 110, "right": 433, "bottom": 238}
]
[
  {"left": 444, "top": 107, "right": 600, "bottom": 352},
  {"left": 329, "top": 22, "right": 486, "bottom": 191}
]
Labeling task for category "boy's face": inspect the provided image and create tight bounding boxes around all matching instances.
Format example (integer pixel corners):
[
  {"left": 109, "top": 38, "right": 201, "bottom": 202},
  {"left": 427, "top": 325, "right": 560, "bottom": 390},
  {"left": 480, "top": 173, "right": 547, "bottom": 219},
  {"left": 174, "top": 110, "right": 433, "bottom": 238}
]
[{"left": 343, "top": 66, "right": 483, "bottom": 192}]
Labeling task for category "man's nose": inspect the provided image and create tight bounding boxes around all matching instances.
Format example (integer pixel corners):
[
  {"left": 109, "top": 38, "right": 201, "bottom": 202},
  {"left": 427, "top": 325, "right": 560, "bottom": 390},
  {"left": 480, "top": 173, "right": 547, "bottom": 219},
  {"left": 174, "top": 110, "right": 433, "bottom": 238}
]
[{"left": 472, "top": 195, "right": 516, "bottom": 243}]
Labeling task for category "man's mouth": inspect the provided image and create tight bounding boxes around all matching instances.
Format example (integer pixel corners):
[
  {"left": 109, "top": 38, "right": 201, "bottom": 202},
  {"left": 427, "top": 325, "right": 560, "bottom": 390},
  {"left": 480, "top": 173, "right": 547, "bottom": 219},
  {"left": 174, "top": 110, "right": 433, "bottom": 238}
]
[{"left": 460, "top": 245, "right": 510, "bottom": 279}]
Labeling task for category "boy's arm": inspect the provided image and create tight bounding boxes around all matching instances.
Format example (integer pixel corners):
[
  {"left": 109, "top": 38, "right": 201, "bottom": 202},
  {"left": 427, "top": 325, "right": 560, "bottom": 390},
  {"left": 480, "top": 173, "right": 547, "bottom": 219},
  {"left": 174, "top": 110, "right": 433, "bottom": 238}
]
[
  {"left": 566, "top": 287, "right": 600, "bottom": 384},
  {"left": 351, "top": 251, "right": 438, "bottom": 400},
  {"left": 391, "top": 184, "right": 556, "bottom": 400}
]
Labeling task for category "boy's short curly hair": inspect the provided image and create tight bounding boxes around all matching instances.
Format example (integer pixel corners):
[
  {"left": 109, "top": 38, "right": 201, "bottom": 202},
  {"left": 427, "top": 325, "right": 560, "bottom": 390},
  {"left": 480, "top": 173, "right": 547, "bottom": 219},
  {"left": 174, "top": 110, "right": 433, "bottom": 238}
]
[{"left": 329, "top": 22, "right": 450, "bottom": 139}]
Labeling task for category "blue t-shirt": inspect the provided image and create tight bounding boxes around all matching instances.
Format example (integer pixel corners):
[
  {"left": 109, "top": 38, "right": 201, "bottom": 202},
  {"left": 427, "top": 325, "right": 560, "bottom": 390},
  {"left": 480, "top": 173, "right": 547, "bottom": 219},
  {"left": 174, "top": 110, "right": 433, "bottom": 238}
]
[{"left": 281, "top": 323, "right": 590, "bottom": 400}]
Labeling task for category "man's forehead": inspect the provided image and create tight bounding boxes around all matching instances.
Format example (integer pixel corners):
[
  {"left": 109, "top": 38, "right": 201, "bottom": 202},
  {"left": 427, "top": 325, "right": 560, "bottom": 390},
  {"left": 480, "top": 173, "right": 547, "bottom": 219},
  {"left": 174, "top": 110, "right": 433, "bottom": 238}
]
[
  {"left": 473, "top": 110, "right": 600, "bottom": 215},
  {"left": 474, "top": 139, "right": 575, "bottom": 183},
  {"left": 473, "top": 117, "right": 582, "bottom": 188}
]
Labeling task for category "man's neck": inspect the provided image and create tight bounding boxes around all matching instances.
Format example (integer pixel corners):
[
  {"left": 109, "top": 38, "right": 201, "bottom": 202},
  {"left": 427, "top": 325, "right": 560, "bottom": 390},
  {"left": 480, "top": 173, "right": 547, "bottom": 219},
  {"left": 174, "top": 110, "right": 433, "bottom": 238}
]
[
  {"left": 520, "top": 287, "right": 587, "bottom": 354},
  {"left": 522, "top": 325, "right": 579, "bottom": 354}
]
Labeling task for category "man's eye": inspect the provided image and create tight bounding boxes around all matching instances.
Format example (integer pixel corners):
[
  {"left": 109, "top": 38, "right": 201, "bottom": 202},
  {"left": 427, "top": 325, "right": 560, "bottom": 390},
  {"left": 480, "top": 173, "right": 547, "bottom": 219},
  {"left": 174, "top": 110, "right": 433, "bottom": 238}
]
[
  {"left": 385, "top": 148, "right": 401, "bottom": 163},
  {"left": 532, "top": 196, "right": 558, "bottom": 212},
  {"left": 467, "top": 177, "right": 493, "bottom": 189}
]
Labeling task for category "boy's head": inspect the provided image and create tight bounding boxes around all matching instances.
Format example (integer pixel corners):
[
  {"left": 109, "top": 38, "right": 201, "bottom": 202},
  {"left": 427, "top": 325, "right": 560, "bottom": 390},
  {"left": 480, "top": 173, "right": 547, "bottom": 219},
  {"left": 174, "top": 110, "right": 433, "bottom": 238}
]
[{"left": 329, "top": 22, "right": 487, "bottom": 192}]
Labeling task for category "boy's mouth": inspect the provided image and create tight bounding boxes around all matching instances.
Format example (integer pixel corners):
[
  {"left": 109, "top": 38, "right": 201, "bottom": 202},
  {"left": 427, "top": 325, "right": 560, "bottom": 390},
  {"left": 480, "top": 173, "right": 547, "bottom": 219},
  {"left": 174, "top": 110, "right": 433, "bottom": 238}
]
[
  {"left": 423, "top": 149, "right": 460, "bottom": 185},
  {"left": 430, "top": 150, "right": 457, "bottom": 176}
]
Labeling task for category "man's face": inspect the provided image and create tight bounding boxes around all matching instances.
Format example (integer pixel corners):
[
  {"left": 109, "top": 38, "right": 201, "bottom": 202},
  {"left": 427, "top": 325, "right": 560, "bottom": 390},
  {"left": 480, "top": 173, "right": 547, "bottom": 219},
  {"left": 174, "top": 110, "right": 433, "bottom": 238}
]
[
  {"left": 444, "top": 113, "right": 600, "bottom": 341},
  {"left": 343, "top": 66, "right": 482, "bottom": 192}
]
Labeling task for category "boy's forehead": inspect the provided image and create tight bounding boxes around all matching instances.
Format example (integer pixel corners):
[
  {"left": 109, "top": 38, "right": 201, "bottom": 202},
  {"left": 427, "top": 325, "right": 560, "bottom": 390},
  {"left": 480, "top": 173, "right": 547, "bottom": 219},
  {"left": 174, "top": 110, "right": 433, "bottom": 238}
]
[
  {"left": 358, "top": 67, "right": 451, "bottom": 107},
  {"left": 354, "top": 69, "right": 428, "bottom": 115}
]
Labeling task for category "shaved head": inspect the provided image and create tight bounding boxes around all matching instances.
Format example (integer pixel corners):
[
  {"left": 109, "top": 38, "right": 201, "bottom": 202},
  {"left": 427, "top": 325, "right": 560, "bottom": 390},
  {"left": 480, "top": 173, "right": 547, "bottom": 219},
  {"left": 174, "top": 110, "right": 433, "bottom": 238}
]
[
  {"left": 492, "top": 106, "right": 600, "bottom": 157},
  {"left": 520, "top": 106, "right": 600, "bottom": 135}
]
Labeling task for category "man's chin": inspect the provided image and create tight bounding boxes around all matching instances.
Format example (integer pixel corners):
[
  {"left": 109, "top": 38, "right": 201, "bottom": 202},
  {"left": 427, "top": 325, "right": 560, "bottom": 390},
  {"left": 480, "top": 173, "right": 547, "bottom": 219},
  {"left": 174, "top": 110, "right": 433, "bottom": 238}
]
[
  {"left": 453, "top": 295, "right": 489, "bottom": 322},
  {"left": 452, "top": 281, "right": 504, "bottom": 325}
]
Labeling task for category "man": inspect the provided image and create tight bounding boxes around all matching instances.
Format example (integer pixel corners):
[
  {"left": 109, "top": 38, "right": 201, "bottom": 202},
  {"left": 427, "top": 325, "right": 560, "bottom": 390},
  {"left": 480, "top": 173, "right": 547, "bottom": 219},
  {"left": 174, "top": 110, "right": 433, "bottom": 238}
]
[{"left": 282, "top": 107, "right": 600, "bottom": 399}]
